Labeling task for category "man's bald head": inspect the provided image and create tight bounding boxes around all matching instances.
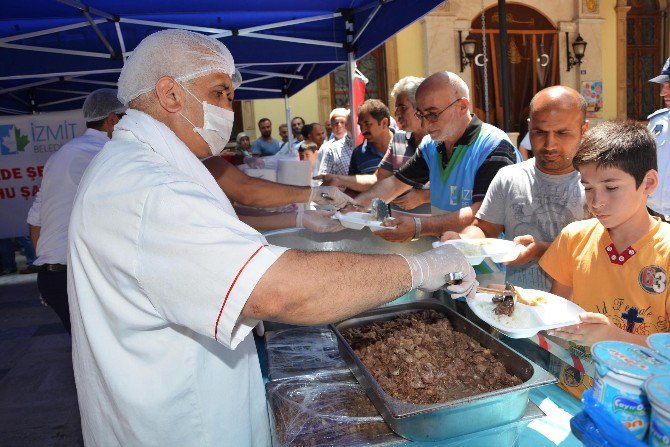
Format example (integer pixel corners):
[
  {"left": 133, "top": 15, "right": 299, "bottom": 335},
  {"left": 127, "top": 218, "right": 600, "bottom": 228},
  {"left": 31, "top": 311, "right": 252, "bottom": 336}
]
[
  {"left": 415, "top": 71, "right": 472, "bottom": 144},
  {"left": 529, "top": 86, "right": 587, "bottom": 122},
  {"left": 417, "top": 71, "right": 470, "bottom": 101},
  {"left": 528, "top": 86, "right": 589, "bottom": 175}
]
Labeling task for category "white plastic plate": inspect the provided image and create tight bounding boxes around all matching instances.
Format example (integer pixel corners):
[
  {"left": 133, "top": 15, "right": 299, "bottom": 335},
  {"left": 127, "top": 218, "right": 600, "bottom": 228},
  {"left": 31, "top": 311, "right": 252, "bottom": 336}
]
[
  {"left": 466, "top": 289, "right": 585, "bottom": 339},
  {"left": 432, "top": 238, "right": 523, "bottom": 265},
  {"left": 332, "top": 211, "right": 395, "bottom": 231}
]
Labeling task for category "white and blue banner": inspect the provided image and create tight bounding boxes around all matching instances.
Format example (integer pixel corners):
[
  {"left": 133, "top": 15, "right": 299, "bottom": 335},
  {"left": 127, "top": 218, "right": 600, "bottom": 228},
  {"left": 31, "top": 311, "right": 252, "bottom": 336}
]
[{"left": 0, "top": 110, "right": 85, "bottom": 238}]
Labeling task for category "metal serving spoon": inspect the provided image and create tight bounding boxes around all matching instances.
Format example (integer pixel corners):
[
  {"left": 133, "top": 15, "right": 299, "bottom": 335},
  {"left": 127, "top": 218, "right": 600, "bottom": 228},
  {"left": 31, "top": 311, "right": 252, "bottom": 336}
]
[
  {"left": 444, "top": 272, "right": 515, "bottom": 297},
  {"left": 370, "top": 197, "right": 391, "bottom": 221}
]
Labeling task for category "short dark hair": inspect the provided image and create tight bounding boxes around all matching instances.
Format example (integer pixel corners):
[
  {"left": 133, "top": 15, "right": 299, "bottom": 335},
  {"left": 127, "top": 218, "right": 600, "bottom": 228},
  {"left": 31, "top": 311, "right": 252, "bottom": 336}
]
[
  {"left": 357, "top": 99, "right": 390, "bottom": 124},
  {"left": 299, "top": 141, "right": 317, "bottom": 152},
  {"left": 258, "top": 117, "right": 271, "bottom": 127},
  {"left": 86, "top": 117, "right": 106, "bottom": 130},
  {"left": 573, "top": 120, "right": 657, "bottom": 188},
  {"left": 300, "top": 123, "right": 313, "bottom": 139},
  {"left": 291, "top": 116, "right": 305, "bottom": 125}
]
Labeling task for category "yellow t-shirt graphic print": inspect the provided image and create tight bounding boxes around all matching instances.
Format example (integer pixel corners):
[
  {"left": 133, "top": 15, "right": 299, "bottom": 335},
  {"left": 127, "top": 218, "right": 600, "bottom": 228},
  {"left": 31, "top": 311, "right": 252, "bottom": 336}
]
[{"left": 539, "top": 218, "right": 670, "bottom": 398}]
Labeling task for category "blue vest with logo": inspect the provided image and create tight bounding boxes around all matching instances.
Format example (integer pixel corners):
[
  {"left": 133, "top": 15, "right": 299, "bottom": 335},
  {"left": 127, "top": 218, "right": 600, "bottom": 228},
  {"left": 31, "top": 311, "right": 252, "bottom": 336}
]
[{"left": 421, "top": 122, "right": 517, "bottom": 213}]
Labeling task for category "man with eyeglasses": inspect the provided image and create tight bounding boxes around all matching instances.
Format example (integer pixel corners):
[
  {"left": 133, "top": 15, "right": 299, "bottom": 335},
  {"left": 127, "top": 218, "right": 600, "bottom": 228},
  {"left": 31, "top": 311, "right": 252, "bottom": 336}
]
[
  {"left": 26, "top": 88, "right": 126, "bottom": 333},
  {"left": 356, "top": 71, "right": 519, "bottom": 243}
]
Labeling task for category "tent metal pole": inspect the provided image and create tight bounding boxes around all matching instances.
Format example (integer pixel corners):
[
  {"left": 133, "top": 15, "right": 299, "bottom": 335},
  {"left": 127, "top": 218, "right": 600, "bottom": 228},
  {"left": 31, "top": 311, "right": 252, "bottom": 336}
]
[
  {"left": 238, "top": 69, "right": 303, "bottom": 80},
  {"left": 345, "top": 14, "right": 358, "bottom": 145},
  {"left": 497, "top": 0, "right": 510, "bottom": 131},
  {"left": 346, "top": 51, "right": 357, "bottom": 144},
  {"left": 240, "top": 32, "right": 343, "bottom": 48},
  {"left": 240, "top": 75, "right": 275, "bottom": 85},
  {"left": 0, "top": 20, "right": 103, "bottom": 43},
  {"left": 284, "top": 94, "right": 295, "bottom": 147},
  {"left": 0, "top": 107, "right": 25, "bottom": 115},
  {"left": 28, "top": 89, "right": 38, "bottom": 114},
  {"left": 235, "top": 87, "right": 282, "bottom": 93},
  {"left": 68, "top": 78, "right": 118, "bottom": 87},
  {"left": 9, "top": 93, "right": 30, "bottom": 107},
  {"left": 119, "top": 18, "right": 229, "bottom": 35},
  {"left": 0, "top": 78, "right": 64, "bottom": 95},
  {"left": 82, "top": 10, "right": 117, "bottom": 57},
  {"left": 0, "top": 68, "right": 120, "bottom": 81},
  {"left": 40, "top": 94, "right": 89, "bottom": 108},
  {"left": 38, "top": 87, "right": 92, "bottom": 95},
  {"left": 57, "top": 0, "right": 116, "bottom": 21},
  {"left": 237, "top": 60, "right": 343, "bottom": 67},
  {"left": 0, "top": 42, "right": 109, "bottom": 58},
  {"left": 239, "top": 12, "right": 342, "bottom": 34},
  {"left": 352, "top": 3, "right": 382, "bottom": 46},
  {"left": 114, "top": 22, "right": 127, "bottom": 57}
]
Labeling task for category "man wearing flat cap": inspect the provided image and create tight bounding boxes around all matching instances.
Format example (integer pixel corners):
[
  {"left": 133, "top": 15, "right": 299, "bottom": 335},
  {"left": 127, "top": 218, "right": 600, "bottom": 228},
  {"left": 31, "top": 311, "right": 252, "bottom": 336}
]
[
  {"left": 647, "top": 57, "right": 670, "bottom": 221},
  {"left": 67, "top": 29, "right": 477, "bottom": 446}
]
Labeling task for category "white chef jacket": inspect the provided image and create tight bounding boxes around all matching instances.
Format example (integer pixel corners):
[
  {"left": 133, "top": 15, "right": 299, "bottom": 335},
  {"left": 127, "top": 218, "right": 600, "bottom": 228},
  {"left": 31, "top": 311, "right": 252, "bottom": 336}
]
[
  {"left": 27, "top": 128, "right": 109, "bottom": 265},
  {"left": 68, "top": 129, "right": 286, "bottom": 446},
  {"left": 648, "top": 108, "right": 669, "bottom": 216}
]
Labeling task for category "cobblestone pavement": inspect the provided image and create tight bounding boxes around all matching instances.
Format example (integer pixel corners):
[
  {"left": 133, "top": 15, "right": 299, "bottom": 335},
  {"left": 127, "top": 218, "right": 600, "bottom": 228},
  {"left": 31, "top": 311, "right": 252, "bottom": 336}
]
[{"left": 0, "top": 269, "right": 83, "bottom": 447}]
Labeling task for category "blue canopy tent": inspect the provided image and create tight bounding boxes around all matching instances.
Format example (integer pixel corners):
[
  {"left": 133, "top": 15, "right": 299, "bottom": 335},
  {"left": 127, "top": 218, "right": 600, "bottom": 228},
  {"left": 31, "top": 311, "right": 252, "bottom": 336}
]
[{"left": 0, "top": 0, "right": 443, "bottom": 118}]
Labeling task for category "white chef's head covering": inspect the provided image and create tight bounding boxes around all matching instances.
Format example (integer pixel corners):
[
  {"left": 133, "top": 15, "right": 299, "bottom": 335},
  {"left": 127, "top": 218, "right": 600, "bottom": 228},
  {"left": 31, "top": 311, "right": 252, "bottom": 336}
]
[
  {"left": 117, "top": 29, "right": 242, "bottom": 106},
  {"left": 649, "top": 58, "right": 670, "bottom": 84},
  {"left": 82, "top": 88, "right": 126, "bottom": 122}
]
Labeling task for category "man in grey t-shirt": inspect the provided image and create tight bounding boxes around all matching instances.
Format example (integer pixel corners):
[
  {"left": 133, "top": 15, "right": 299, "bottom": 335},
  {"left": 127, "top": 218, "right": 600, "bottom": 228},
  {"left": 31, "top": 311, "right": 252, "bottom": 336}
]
[{"left": 441, "top": 86, "right": 590, "bottom": 291}]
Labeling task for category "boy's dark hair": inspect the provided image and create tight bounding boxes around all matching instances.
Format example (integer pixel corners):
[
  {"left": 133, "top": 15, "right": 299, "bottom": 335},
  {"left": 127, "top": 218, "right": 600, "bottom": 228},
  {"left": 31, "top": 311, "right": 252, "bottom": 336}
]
[
  {"left": 299, "top": 141, "right": 318, "bottom": 152},
  {"left": 573, "top": 120, "right": 657, "bottom": 188},
  {"left": 357, "top": 99, "right": 390, "bottom": 124}
]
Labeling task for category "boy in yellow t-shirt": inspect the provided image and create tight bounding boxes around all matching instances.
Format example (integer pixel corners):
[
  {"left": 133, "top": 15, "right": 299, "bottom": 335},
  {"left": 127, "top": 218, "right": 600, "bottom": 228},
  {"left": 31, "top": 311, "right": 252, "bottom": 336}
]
[{"left": 539, "top": 120, "right": 670, "bottom": 399}]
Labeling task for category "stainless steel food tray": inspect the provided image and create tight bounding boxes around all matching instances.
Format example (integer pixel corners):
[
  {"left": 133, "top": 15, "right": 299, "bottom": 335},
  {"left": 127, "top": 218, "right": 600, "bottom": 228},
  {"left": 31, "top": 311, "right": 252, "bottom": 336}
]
[
  {"left": 330, "top": 300, "right": 556, "bottom": 442},
  {"left": 265, "top": 368, "right": 546, "bottom": 447}
]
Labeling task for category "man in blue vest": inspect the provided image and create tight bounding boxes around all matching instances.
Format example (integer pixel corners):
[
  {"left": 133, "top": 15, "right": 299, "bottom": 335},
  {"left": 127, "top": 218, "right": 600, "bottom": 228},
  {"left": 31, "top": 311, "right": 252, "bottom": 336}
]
[{"left": 356, "top": 71, "right": 520, "bottom": 242}]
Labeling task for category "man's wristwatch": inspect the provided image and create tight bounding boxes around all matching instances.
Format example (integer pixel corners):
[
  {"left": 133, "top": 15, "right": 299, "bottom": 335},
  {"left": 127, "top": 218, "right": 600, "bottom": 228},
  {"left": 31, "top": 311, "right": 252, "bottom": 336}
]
[{"left": 412, "top": 217, "right": 422, "bottom": 241}]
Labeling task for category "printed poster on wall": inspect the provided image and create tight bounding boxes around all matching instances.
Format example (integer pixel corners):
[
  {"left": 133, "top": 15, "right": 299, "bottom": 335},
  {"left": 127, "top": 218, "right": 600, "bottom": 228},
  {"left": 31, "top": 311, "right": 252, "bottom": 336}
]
[
  {"left": 0, "top": 110, "right": 86, "bottom": 238},
  {"left": 581, "top": 81, "right": 603, "bottom": 118}
]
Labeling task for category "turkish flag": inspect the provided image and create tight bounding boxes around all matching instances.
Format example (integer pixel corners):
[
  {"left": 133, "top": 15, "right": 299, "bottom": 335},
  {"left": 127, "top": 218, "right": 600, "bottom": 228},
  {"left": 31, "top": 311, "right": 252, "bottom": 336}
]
[{"left": 351, "top": 73, "right": 367, "bottom": 146}]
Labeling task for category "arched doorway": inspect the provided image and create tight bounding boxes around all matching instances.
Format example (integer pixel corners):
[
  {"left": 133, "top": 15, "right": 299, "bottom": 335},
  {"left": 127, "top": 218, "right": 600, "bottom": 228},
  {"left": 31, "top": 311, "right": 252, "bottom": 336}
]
[
  {"left": 469, "top": 4, "right": 558, "bottom": 134},
  {"left": 626, "top": 0, "right": 663, "bottom": 119}
]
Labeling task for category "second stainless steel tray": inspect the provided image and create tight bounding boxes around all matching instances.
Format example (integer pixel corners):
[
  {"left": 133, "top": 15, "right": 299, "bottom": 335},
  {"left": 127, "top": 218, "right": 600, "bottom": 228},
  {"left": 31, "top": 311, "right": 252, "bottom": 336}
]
[{"left": 330, "top": 300, "right": 556, "bottom": 442}]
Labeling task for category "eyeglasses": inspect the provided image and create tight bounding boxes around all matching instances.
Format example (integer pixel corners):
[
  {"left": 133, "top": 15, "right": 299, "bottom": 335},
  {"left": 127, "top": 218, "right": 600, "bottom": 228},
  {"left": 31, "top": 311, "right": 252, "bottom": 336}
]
[{"left": 414, "top": 98, "right": 463, "bottom": 123}]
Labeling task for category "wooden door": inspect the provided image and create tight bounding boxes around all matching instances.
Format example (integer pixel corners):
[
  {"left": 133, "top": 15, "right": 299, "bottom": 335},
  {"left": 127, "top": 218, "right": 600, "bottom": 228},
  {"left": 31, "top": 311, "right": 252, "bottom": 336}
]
[
  {"left": 626, "top": 0, "right": 663, "bottom": 120},
  {"left": 470, "top": 4, "right": 558, "bottom": 134}
]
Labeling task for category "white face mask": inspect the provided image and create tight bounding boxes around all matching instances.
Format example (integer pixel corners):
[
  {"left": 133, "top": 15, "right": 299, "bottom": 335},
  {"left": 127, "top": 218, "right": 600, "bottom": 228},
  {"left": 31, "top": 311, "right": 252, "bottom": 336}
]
[{"left": 179, "top": 84, "right": 235, "bottom": 156}]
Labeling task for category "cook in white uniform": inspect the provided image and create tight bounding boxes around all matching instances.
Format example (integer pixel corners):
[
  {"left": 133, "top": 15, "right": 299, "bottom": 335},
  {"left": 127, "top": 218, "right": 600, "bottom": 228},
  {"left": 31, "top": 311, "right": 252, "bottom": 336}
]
[
  {"left": 68, "top": 29, "right": 478, "bottom": 447},
  {"left": 27, "top": 88, "right": 126, "bottom": 333},
  {"left": 648, "top": 57, "right": 670, "bottom": 221}
]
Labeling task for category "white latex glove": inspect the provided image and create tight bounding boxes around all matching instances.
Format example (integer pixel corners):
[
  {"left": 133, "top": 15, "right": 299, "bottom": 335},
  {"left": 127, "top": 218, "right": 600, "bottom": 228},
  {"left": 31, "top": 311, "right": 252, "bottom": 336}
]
[
  {"left": 296, "top": 210, "right": 345, "bottom": 233},
  {"left": 308, "top": 186, "right": 358, "bottom": 209},
  {"left": 243, "top": 156, "right": 265, "bottom": 169},
  {"left": 401, "top": 244, "right": 478, "bottom": 296}
]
